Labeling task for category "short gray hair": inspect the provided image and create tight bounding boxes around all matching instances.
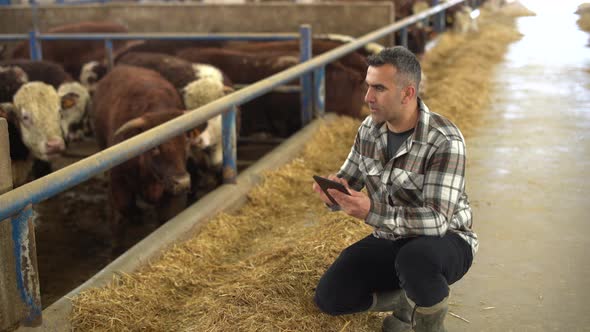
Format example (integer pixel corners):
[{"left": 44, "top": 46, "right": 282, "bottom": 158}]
[{"left": 366, "top": 46, "right": 421, "bottom": 92}]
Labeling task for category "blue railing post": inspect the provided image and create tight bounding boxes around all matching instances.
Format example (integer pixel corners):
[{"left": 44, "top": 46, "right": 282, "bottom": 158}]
[
  {"left": 313, "top": 66, "right": 325, "bottom": 118},
  {"left": 434, "top": 10, "right": 446, "bottom": 32},
  {"left": 221, "top": 105, "right": 237, "bottom": 184},
  {"left": 104, "top": 39, "right": 114, "bottom": 69},
  {"left": 299, "top": 24, "right": 313, "bottom": 127},
  {"left": 400, "top": 27, "right": 408, "bottom": 48},
  {"left": 28, "top": 31, "right": 41, "bottom": 60},
  {"left": 0, "top": 119, "right": 42, "bottom": 330}
]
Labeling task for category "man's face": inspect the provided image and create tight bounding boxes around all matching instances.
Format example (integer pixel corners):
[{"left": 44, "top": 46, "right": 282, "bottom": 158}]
[{"left": 364, "top": 64, "right": 405, "bottom": 126}]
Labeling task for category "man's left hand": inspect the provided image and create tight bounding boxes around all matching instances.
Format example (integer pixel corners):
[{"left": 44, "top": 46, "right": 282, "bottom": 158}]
[{"left": 328, "top": 186, "right": 371, "bottom": 220}]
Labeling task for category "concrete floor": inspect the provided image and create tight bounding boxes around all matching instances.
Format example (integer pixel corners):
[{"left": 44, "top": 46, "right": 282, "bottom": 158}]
[{"left": 446, "top": 1, "right": 590, "bottom": 331}]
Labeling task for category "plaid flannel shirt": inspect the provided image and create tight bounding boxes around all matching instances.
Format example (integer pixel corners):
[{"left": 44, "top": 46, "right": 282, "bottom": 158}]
[{"left": 337, "top": 99, "right": 478, "bottom": 255}]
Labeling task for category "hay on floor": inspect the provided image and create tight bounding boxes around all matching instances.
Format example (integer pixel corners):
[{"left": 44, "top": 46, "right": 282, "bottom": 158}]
[{"left": 70, "top": 6, "right": 524, "bottom": 332}]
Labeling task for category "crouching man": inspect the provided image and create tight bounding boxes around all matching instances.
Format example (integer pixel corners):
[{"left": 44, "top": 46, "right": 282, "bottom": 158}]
[{"left": 312, "top": 46, "right": 477, "bottom": 332}]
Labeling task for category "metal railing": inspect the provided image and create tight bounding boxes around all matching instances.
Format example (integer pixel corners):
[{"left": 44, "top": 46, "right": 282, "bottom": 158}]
[{"left": 0, "top": 0, "right": 472, "bottom": 328}]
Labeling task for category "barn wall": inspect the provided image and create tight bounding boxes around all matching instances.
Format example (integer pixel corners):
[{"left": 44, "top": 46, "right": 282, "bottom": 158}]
[{"left": 0, "top": 3, "right": 394, "bottom": 45}]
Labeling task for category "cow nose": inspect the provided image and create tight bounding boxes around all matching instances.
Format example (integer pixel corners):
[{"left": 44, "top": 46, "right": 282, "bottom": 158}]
[
  {"left": 45, "top": 138, "right": 66, "bottom": 154},
  {"left": 171, "top": 173, "right": 191, "bottom": 195}
]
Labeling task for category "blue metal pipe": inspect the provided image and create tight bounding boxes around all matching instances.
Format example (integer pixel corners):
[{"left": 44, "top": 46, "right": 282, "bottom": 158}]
[
  {"left": 27, "top": 31, "right": 41, "bottom": 60},
  {"left": 0, "top": 34, "right": 29, "bottom": 41},
  {"left": 37, "top": 33, "right": 299, "bottom": 41},
  {"left": 221, "top": 106, "right": 237, "bottom": 184},
  {"left": 104, "top": 39, "right": 114, "bottom": 69},
  {"left": 0, "top": 0, "right": 467, "bottom": 222},
  {"left": 313, "top": 66, "right": 325, "bottom": 118},
  {"left": 299, "top": 25, "right": 313, "bottom": 126},
  {"left": 11, "top": 205, "right": 42, "bottom": 326},
  {"left": 400, "top": 27, "right": 408, "bottom": 48}
]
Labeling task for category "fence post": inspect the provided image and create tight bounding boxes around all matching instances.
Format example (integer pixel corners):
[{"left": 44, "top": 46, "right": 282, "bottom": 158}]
[
  {"left": 299, "top": 24, "right": 313, "bottom": 127},
  {"left": 0, "top": 119, "right": 42, "bottom": 330},
  {"left": 221, "top": 105, "right": 237, "bottom": 184},
  {"left": 400, "top": 27, "right": 408, "bottom": 48},
  {"left": 104, "top": 39, "right": 114, "bottom": 70},
  {"left": 28, "top": 31, "right": 41, "bottom": 60},
  {"left": 313, "top": 65, "right": 325, "bottom": 118},
  {"left": 434, "top": 10, "right": 446, "bottom": 33}
]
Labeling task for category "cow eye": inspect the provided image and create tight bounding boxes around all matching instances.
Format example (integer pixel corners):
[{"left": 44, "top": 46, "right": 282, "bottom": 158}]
[{"left": 20, "top": 111, "right": 33, "bottom": 126}]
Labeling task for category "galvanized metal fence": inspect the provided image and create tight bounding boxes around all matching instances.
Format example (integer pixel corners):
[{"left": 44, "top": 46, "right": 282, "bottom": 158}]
[{"left": 0, "top": 0, "right": 473, "bottom": 328}]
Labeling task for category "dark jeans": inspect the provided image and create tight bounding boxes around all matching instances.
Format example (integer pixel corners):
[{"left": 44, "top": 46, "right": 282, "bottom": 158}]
[{"left": 314, "top": 232, "right": 473, "bottom": 316}]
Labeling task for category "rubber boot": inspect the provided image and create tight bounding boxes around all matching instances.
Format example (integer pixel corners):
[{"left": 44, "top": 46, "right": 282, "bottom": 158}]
[
  {"left": 413, "top": 296, "right": 449, "bottom": 332},
  {"left": 368, "top": 290, "right": 413, "bottom": 332}
]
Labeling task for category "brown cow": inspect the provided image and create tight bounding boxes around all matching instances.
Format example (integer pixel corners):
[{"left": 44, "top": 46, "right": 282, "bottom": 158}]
[
  {"left": 10, "top": 21, "right": 129, "bottom": 79},
  {"left": 92, "top": 65, "right": 191, "bottom": 254},
  {"left": 176, "top": 47, "right": 366, "bottom": 137},
  {"left": 223, "top": 39, "right": 369, "bottom": 75}
]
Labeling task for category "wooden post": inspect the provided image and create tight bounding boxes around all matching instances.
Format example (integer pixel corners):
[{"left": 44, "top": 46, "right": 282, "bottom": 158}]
[{"left": 0, "top": 118, "right": 42, "bottom": 330}]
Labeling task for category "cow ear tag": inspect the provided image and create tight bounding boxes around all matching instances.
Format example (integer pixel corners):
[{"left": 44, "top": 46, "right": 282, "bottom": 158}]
[{"left": 61, "top": 94, "right": 78, "bottom": 109}]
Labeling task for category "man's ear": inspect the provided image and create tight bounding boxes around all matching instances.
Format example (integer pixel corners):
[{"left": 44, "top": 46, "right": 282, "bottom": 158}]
[{"left": 402, "top": 85, "right": 416, "bottom": 104}]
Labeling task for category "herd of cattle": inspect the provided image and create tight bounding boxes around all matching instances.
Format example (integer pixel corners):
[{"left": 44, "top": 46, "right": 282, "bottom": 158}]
[{"left": 0, "top": 0, "right": 481, "bottom": 253}]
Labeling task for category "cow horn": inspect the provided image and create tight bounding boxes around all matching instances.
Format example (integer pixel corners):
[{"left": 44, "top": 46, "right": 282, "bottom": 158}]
[
  {"left": 0, "top": 102, "right": 16, "bottom": 118},
  {"left": 223, "top": 85, "right": 234, "bottom": 94},
  {"left": 114, "top": 117, "right": 147, "bottom": 139}
]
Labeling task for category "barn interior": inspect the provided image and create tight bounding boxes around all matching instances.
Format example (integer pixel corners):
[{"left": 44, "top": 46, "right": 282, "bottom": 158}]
[{"left": 1, "top": 0, "right": 590, "bottom": 331}]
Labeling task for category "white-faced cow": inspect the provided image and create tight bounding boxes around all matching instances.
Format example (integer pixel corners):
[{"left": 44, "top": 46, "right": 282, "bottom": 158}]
[
  {"left": 0, "top": 80, "right": 65, "bottom": 187},
  {"left": 1, "top": 60, "right": 91, "bottom": 143},
  {"left": 80, "top": 53, "right": 235, "bottom": 198}
]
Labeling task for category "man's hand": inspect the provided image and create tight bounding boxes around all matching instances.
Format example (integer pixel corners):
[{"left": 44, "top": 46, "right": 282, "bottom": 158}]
[{"left": 328, "top": 184, "right": 371, "bottom": 220}]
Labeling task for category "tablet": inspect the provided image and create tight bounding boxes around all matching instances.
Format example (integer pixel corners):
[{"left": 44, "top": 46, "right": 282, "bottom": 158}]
[{"left": 313, "top": 175, "right": 351, "bottom": 206}]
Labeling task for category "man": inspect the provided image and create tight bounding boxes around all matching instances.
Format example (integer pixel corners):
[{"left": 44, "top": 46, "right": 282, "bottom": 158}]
[{"left": 312, "top": 46, "right": 477, "bottom": 332}]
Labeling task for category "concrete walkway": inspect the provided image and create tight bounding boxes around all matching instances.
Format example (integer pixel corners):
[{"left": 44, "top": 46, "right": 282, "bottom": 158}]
[{"left": 447, "top": 1, "right": 590, "bottom": 331}]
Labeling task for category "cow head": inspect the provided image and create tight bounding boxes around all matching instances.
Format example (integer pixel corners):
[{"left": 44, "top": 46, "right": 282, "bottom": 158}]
[
  {"left": 57, "top": 82, "right": 91, "bottom": 142},
  {"left": 113, "top": 110, "right": 191, "bottom": 203},
  {"left": 79, "top": 61, "right": 108, "bottom": 93},
  {"left": 11, "top": 82, "right": 66, "bottom": 161},
  {"left": 181, "top": 74, "right": 234, "bottom": 168},
  {"left": 181, "top": 76, "right": 227, "bottom": 111}
]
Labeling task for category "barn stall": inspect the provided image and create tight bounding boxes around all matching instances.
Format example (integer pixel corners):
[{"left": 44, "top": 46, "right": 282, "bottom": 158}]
[
  {"left": 10, "top": 3, "right": 530, "bottom": 331},
  {"left": 0, "top": 1, "right": 548, "bottom": 330}
]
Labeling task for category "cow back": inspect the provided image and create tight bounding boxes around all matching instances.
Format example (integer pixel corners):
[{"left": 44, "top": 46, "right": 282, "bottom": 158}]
[{"left": 116, "top": 52, "right": 196, "bottom": 91}]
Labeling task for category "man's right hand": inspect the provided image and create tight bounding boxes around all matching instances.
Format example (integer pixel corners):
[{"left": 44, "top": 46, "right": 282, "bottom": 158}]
[{"left": 312, "top": 174, "right": 350, "bottom": 206}]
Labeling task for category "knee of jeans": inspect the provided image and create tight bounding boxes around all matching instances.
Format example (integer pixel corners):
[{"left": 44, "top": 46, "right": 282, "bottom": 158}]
[{"left": 395, "top": 241, "right": 439, "bottom": 277}]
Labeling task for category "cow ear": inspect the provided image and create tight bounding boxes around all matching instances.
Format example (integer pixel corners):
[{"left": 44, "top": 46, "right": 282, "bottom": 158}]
[
  {"left": 61, "top": 92, "right": 79, "bottom": 110},
  {"left": 0, "top": 102, "right": 16, "bottom": 118},
  {"left": 11, "top": 66, "right": 28, "bottom": 84}
]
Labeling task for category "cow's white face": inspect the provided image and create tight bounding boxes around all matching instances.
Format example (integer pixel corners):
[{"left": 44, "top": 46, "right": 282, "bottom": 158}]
[
  {"left": 13, "top": 82, "right": 65, "bottom": 160},
  {"left": 79, "top": 61, "right": 100, "bottom": 91},
  {"left": 58, "top": 82, "right": 91, "bottom": 142},
  {"left": 182, "top": 76, "right": 225, "bottom": 111},
  {"left": 192, "top": 63, "right": 224, "bottom": 83}
]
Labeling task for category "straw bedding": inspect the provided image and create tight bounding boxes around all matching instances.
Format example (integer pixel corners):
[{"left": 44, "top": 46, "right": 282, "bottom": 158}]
[
  {"left": 577, "top": 4, "right": 590, "bottom": 32},
  {"left": 71, "top": 5, "right": 526, "bottom": 331}
]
